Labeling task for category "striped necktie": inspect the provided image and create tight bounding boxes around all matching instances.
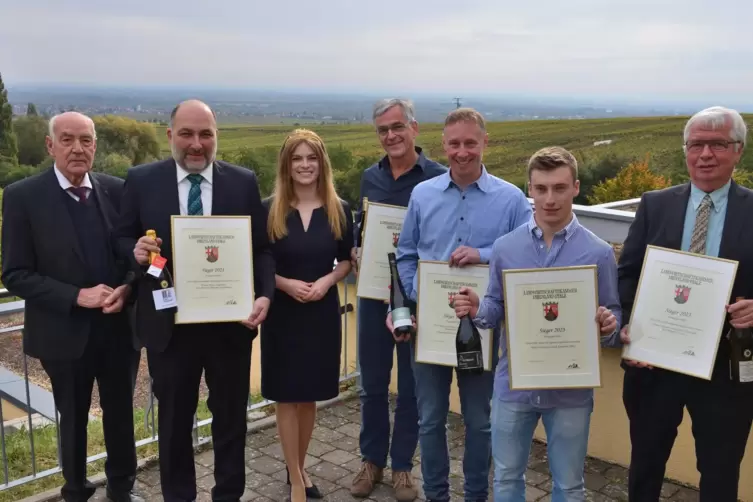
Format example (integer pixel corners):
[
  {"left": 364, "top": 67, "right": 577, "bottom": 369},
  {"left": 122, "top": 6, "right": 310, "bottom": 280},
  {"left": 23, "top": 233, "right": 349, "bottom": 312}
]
[
  {"left": 187, "top": 174, "right": 203, "bottom": 216},
  {"left": 688, "top": 194, "right": 712, "bottom": 255}
]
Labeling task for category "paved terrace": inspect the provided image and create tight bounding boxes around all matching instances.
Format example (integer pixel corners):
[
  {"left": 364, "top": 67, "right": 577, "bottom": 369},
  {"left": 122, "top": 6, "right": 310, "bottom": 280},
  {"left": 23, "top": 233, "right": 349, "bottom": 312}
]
[{"left": 36, "top": 394, "right": 701, "bottom": 502}]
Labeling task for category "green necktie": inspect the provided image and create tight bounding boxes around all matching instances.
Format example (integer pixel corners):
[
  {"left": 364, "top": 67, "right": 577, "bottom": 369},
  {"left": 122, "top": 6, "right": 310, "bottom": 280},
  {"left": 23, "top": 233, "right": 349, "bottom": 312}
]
[{"left": 187, "top": 174, "right": 203, "bottom": 216}]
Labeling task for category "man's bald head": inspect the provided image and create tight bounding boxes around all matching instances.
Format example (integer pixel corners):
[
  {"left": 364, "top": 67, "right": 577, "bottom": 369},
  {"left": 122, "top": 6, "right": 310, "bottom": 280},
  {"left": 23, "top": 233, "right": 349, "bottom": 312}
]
[
  {"left": 169, "top": 100, "right": 216, "bottom": 129},
  {"left": 167, "top": 100, "right": 218, "bottom": 172},
  {"left": 48, "top": 111, "right": 96, "bottom": 142}
]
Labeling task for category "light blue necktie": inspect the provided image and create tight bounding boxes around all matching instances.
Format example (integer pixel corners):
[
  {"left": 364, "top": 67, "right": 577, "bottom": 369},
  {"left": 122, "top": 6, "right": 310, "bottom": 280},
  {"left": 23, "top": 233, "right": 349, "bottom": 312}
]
[{"left": 187, "top": 174, "right": 203, "bottom": 216}]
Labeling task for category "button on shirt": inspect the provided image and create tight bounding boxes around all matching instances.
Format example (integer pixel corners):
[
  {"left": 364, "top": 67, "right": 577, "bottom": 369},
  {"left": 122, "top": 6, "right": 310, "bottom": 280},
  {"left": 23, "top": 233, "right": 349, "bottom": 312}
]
[
  {"left": 396, "top": 167, "right": 532, "bottom": 302},
  {"left": 680, "top": 181, "right": 730, "bottom": 257},
  {"left": 176, "top": 163, "right": 213, "bottom": 216},
  {"left": 474, "top": 214, "right": 622, "bottom": 408},
  {"left": 354, "top": 147, "right": 447, "bottom": 246}
]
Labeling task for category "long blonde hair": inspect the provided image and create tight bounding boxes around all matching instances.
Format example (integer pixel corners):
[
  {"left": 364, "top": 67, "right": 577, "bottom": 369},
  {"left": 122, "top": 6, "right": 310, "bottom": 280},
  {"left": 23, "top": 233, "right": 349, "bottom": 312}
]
[{"left": 267, "top": 129, "right": 346, "bottom": 242}]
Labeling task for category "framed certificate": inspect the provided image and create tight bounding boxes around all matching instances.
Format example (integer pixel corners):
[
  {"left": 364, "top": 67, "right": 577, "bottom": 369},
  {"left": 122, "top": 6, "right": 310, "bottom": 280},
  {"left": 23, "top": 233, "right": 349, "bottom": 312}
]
[
  {"left": 503, "top": 266, "right": 602, "bottom": 390},
  {"left": 171, "top": 216, "right": 255, "bottom": 324},
  {"left": 622, "top": 245, "right": 738, "bottom": 380},
  {"left": 356, "top": 200, "right": 408, "bottom": 301},
  {"left": 415, "top": 261, "right": 493, "bottom": 370}
]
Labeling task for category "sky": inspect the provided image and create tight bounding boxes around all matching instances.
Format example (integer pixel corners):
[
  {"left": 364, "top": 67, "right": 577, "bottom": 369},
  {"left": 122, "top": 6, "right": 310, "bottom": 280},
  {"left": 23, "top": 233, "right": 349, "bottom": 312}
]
[{"left": 1, "top": 0, "right": 752, "bottom": 106}]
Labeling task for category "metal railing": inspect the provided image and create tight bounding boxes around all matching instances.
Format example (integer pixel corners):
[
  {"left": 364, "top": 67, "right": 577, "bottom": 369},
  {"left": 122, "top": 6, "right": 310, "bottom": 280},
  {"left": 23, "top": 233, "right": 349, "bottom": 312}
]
[{"left": 0, "top": 276, "right": 361, "bottom": 493}]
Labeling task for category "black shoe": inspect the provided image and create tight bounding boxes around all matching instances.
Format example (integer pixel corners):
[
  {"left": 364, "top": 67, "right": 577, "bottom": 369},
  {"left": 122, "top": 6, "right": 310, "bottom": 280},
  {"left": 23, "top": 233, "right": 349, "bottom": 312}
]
[
  {"left": 286, "top": 466, "right": 323, "bottom": 499},
  {"left": 106, "top": 488, "right": 146, "bottom": 502}
]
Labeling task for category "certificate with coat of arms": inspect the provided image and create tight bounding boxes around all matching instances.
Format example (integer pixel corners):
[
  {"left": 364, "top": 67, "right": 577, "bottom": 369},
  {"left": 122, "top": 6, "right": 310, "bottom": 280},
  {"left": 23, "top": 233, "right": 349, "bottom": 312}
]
[
  {"left": 623, "top": 245, "right": 738, "bottom": 380},
  {"left": 502, "top": 265, "right": 602, "bottom": 390},
  {"left": 356, "top": 200, "right": 408, "bottom": 301},
  {"left": 170, "top": 216, "right": 255, "bottom": 324},
  {"left": 415, "top": 261, "right": 493, "bottom": 370}
]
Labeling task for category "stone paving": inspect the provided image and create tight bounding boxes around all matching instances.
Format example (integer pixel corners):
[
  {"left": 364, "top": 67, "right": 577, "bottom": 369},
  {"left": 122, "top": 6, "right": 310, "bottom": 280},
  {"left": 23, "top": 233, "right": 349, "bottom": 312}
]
[{"left": 76, "top": 395, "right": 700, "bottom": 502}]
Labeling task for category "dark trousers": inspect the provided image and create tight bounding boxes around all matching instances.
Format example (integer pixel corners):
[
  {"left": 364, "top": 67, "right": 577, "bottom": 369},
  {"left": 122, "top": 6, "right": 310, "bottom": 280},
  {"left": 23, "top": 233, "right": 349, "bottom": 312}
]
[
  {"left": 357, "top": 298, "right": 419, "bottom": 472},
  {"left": 147, "top": 325, "right": 253, "bottom": 502},
  {"left": 40, "top": 320, "right": 138, "bottom": 502},
  {"left": 623, "top": 364, "right": 753, "bottom": 502}
]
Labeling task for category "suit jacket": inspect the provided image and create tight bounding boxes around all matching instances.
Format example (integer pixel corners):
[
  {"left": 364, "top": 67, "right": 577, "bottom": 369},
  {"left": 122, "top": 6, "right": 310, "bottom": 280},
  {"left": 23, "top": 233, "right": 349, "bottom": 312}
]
[
  {"left": 0, "top": 167, "right": 136, "bottom": 361},
  {"left": 112, "top": 158, "right": 276, "bottom": 353},
  {"left": 618, "top": 181, "right": 753, "bottom": 377}
]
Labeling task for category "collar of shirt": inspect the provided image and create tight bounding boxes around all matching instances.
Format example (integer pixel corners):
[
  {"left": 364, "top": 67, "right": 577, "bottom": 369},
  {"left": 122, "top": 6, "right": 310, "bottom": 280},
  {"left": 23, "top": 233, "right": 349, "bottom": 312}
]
[
  {"left": 176, "top": 162, "right": 214, "bottom": 185},
  {"left": 378, "top": 146, "right": 428, "bottom": 172},
  {"left": 441, "top": 165, "right": 492, "bottom": 193},
  {"left": 527, "top": 213, "right": 581, "bottom": 242},
  {"left": 54, "top": 163, "right": 93, "bottom": 191},
  {"left": 689, "top": 180, "right": 730, "bottom": 213}
]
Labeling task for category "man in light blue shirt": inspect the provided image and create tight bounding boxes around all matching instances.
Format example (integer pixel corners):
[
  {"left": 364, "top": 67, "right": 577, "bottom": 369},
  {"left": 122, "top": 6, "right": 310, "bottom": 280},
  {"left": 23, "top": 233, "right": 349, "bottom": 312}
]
[
  {"left": 386, "top": 108, "right": 532, "bottom": 502},
  {"left": 452, "top": 147, "right": 621, "bottom": 501}
]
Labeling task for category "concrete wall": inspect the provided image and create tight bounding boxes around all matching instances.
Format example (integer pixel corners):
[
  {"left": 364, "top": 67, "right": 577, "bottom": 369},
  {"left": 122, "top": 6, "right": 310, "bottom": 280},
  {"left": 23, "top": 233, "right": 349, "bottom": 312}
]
[{"left": 1, "top": 398, "right": 25, "bottom": 421}]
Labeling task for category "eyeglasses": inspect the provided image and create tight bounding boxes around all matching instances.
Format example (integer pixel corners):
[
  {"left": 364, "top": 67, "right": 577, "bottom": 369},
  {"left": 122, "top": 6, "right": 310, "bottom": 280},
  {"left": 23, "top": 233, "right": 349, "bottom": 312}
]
[
  {"left": 684, "top": 140, "right": 741, "bottom": 153},
  {"left": 376, "top": 123, "right": 409, "bottom": 136}
]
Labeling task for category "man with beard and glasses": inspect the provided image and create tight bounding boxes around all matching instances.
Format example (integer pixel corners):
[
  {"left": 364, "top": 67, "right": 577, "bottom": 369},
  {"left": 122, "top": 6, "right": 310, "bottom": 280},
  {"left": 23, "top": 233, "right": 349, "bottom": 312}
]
[
  {"left": 113, "top": 100, "right": 275, "bottom": 502},
  {"left": 386, "top": 108, "right": 532, "bottom": 502}
]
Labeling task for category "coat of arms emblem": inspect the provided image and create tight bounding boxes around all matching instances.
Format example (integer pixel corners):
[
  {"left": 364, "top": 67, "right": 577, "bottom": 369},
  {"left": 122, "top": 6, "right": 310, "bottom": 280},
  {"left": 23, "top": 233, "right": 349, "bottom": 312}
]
[
  {"left": 392, "top": 232, "right": 400, "bottom": 248},
  {"left": 543, "top": 302, "right": 558, "bottom": 322},
  {"left": 674, "top": 285, "right": 690, "bottom": 304},
  {"left": 205, "top": 246, "right": 219, "bottom": 263}
]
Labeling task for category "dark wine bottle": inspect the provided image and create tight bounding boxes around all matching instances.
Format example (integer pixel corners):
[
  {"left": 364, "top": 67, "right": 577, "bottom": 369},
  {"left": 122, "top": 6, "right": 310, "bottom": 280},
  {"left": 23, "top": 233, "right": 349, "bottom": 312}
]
[
  {"left": 388, "top": 252, "right": 413, "bottom": 340},
  {"left": 456, "top": 314, "right": 484, "bottom": 375},
  {"left": 729, "top": 296, "right": 753, "bottom": 383}
]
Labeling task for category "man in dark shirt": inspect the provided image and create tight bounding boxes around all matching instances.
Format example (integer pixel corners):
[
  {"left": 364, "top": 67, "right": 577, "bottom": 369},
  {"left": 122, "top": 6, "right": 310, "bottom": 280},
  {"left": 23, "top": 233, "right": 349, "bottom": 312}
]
[{"left": 350, "top": 99, "right": 446, "bottom": 501}]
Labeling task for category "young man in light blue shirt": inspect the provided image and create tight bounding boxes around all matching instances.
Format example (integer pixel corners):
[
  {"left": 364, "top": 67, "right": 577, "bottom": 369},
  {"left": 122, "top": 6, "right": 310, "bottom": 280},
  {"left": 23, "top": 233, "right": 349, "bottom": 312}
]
[
  {"left": 386, "top": 108, "right": 532, "bottom": 502},
  {"left": 452, "top": 146, "right": 622, "bottom": 502}
]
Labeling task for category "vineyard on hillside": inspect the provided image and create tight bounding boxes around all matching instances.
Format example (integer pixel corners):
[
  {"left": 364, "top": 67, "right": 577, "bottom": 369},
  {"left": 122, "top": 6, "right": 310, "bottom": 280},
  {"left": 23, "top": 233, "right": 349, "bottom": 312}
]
[{"left": 155, "top": 115, "right": 753, "bottom": 191}]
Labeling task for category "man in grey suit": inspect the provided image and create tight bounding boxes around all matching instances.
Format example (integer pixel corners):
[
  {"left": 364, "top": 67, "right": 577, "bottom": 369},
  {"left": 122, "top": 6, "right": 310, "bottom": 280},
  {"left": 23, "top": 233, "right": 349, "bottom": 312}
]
[{"left": 618, "top": 106, "right": 753, "bottom": 502}]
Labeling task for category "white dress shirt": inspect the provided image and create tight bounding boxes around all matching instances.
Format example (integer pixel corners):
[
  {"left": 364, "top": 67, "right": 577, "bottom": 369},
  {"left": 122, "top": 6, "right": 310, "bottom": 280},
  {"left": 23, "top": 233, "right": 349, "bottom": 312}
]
[
  {"left": 176, "top": 163, "right": 213, "bottom": 216},
  {"left": 54, "top": 164, "right": 93, "bottom": 201}
]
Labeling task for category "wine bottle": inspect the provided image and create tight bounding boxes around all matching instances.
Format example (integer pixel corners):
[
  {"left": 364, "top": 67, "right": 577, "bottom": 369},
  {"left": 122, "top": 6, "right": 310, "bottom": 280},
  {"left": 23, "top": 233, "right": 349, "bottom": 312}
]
[
  {"left": 456, "top": 314, "right": 484, "bottom": 375},
  {"left": 729, "top": 296, "right": 753, "bottom": 383},
  {"left": 387, "top": 252, "right": 413, "bottom": 340},
  {"left": 144, "top": 229, "right": 177, "bottom": 312}
]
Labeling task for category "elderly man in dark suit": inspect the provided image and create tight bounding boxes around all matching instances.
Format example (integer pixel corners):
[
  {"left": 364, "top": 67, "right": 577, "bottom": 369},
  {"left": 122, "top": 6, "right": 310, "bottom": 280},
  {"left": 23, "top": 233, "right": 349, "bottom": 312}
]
[
  {"left": 1, "top": 112, "right": 142, "bottom": 502},
  {"left": 113, "top": 99, "right": 275, "bottom": 502},
  {"left": 618, "top": 106, "right": 753, "bottom": 502}
]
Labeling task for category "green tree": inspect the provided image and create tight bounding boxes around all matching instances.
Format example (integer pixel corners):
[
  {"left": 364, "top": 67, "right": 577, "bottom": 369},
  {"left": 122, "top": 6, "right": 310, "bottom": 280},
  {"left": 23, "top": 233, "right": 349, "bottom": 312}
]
[
  {"left": 223, "top": 146, "right": 278, "bottom": 197},
  {"left": 26, "top": 103, "right": 38, "bottom": 116},
  {"left": 334, "top": 154, "right": 379, "bottom": 207},
  {"left": 13, "top": 115, "right": 48, "bottom": 166},
  {"left": 575, "top": 152, "right": 630, "bottom": 205},
  {"left": 97, "top": 153, "right": 132, "bottom": 178},
  {"left": 0, "top": 73, "right": 19, "bottom": 168},
  {"left": 92, "top": 115, "right": 160, "bottom": 166},
  {"left": 587, "top": 155, "right": 671, "bottom": 204}
]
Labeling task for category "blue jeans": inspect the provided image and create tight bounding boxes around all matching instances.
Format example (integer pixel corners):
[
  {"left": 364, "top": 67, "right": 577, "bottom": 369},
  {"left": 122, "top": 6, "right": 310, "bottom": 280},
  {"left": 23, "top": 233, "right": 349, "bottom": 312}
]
[
  {"left": 410, "top": 334, "right": 498, "bottom": 501},
  {"left": 491, "top": 399, "right": 593, "bottom": 502},
  {"left": 357, "top": 298, "right": 419, "bottom": 471}
]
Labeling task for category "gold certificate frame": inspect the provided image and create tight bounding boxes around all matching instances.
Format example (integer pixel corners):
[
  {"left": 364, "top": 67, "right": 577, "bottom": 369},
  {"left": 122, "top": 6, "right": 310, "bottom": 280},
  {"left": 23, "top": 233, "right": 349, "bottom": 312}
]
[
  {"left": 415, "top": 260, "right": 493, "bottom": 370},
  {"left": 502, "top": 265, "right": 602, "bottom": 390},
  {"left": 171, "top": 215, "right": 254, "bottom": 324},
  {"left": 622, "top": 245, "right": 738, "bottom": 380},
  {"left": 356, "top": 200, "right": 408, "bottom": 301}
]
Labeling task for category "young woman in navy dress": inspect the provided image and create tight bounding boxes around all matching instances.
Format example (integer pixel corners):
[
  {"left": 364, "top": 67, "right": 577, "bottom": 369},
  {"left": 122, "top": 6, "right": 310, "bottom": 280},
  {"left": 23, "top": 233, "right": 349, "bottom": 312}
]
[{"left": 261, "top": 129, "right": 354, "bottom": 502}]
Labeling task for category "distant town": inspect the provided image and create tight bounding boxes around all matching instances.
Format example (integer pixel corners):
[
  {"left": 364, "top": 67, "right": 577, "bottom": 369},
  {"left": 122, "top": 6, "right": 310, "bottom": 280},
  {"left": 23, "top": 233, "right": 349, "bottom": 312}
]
[{"left": 6, "top": 85, "right": 734, "bottom": 125}]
